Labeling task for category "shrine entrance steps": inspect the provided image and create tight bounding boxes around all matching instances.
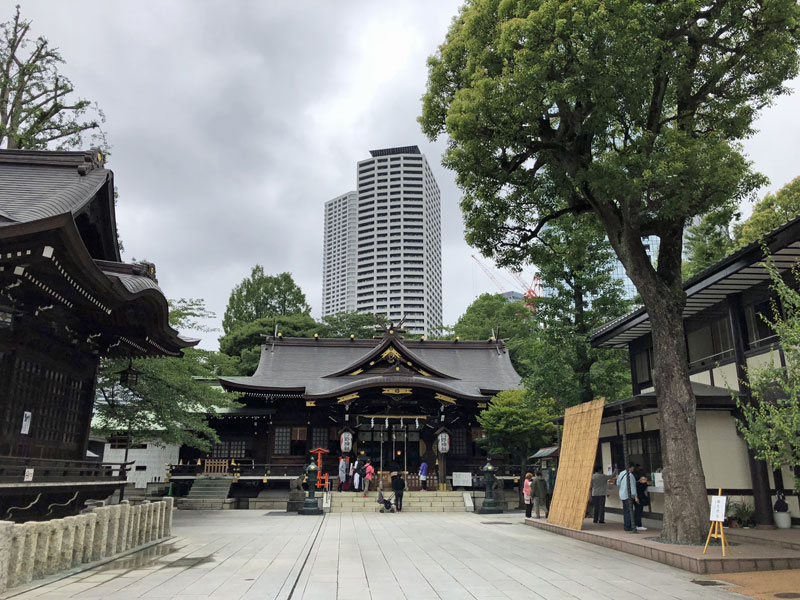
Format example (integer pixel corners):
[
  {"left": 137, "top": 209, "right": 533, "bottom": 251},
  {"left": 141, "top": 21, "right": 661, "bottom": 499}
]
[
  {"left": 329, "top": 491, "right": 469, "bottom": 513},
  {"left": 177, "top": 477, "right": 235, "bottom": 510}
]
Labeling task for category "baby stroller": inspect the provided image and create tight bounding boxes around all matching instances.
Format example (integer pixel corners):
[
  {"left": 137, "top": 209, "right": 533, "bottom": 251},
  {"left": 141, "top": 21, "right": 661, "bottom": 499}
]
[{"left": 377, "top": 490, "right": 396, "bottom": 513}]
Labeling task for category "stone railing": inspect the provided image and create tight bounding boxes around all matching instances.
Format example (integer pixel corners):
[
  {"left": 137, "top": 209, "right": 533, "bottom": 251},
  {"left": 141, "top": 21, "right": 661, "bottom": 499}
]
[{"left": 0, "top": 497, "right": 174, "bottom": 594}]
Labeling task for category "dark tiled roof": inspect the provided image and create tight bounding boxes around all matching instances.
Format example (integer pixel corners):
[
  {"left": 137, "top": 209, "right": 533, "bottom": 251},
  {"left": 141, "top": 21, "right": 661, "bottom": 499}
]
[
  {"left": 0, "top": 150, "right": 110, "bottom": 225},
  {"left": 369, "top": 146, "right": 421, "bottom": 157},
  {"left": 220, "top": 337, "right": 522, "bottom": 399}
]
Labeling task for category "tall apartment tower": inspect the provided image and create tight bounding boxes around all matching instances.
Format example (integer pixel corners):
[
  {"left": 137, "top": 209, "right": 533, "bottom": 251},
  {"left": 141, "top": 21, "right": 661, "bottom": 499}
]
[
  {"left": 322, "top": 191, "right": 358, "bottom": 316},
  {"left": 321, "top": 146, "right": 443, "bottom": 336}
]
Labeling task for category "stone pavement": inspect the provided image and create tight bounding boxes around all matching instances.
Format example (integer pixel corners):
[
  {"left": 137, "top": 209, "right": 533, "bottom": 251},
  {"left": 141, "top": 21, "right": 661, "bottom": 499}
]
[{"left": 6, "top": 511, "right": 749, "bottom": 600}]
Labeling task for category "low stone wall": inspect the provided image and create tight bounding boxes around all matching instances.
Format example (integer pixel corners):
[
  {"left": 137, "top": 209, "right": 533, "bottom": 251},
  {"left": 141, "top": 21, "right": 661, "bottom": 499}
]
[{"left": 0, "top": 497, "right": 174, "bottom": 595}]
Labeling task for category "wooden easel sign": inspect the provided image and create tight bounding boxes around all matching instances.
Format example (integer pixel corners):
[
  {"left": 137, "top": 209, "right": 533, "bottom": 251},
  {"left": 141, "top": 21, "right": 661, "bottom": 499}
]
[{"left": 704, "top": 489, "right": 729, "bottom": 556}]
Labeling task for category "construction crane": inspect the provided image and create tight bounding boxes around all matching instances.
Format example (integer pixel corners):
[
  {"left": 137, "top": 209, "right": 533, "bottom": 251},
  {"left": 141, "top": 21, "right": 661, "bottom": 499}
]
[{"left": 471, "top": 255, "right": 539, "bottom": 310}]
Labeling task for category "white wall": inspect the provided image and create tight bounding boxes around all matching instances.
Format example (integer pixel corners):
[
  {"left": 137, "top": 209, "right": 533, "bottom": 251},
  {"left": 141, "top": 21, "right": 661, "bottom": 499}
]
[{"left": 102, "top": 442, "right": 179, "bottom": 489}]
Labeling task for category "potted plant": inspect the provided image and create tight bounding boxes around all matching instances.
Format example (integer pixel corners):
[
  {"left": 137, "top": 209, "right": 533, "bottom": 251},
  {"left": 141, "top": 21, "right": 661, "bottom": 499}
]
[
  {"left": 734, "top": 500, "right": 755, "bottom": 528},
  {"left": 774, "top": 491, "right": 792, "bottom": 529},
  {"left": 726, "top": 501, "right": 740, "bottom": 528}
]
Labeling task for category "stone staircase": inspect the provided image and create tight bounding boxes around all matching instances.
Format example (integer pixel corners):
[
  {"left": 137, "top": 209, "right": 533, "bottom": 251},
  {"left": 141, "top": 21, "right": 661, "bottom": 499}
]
[
  {"left": 330, "top": 491, "right": 469, "bottom": 513},
  {"left": 176, "top": 477, "right": 235, "bottom": 510}
]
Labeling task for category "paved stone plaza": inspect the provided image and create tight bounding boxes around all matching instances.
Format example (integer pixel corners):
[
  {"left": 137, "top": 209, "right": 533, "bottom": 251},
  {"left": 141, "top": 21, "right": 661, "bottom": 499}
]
[{"left": 8, "top": 511, "right": 746, "bottom": 600}]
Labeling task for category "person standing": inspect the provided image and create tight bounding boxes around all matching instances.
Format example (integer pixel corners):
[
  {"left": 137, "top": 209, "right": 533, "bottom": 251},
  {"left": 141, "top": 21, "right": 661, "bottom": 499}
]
[
  {"left": 532, "top": 471, "right": 548, "bottom": 518},
  {"left": 392, "top": 473, "right": 406, "bottom": 512},
  {"left": 590, "top": 467, "right": 609, "bottom": 524},
  {"left": 352, "top": 457, "right": 361, "bottom": 493},
  {"left": 419, "top": 461, "right": 428, "bottom": 491},
  {"left": 523, "top": 472, "right": 533, "bottom": 519},
  {"left": 634, "top": 475, "right": 650, "bottom": 531},
  {"left": 338, "top": 456, "right": 348, "bottom": 492},
  {"left": 363, "top": 460, "right": 374, "bottom": 497},
  {"left": 616, "top": 463, "right": 638, "bottom": 532}
]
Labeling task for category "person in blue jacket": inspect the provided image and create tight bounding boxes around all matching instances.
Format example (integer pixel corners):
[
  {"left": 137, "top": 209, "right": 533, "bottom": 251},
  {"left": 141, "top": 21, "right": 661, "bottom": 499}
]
[{"left": 419, "top": 461, "right": 428, "bottom": 491}]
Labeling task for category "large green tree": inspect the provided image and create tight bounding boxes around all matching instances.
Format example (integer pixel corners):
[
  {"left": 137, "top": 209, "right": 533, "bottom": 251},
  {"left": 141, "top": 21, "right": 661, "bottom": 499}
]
[
  {"left": 93, "top": 299, "right": 241, "bottom": 454},
  {"left": 737, "top": 176, "right": 800, "bottom": 246},
  {"left": 421, "top": 0, "right": 799, "bottom": 543},
  {"left": 1, "top": 5, "right": 105, "bottom": 150},
  {"left": 318, "top": 311, "right": 377, "bottom": 339},
  {"left": 222, "top": 267, "right": 310, "bottom": 334}
]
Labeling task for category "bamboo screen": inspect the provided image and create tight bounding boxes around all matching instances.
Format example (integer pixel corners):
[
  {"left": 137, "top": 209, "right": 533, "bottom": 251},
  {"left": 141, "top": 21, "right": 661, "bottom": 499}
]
[{"left": 547, "top": 398, "right": 605, "bottom": 530}]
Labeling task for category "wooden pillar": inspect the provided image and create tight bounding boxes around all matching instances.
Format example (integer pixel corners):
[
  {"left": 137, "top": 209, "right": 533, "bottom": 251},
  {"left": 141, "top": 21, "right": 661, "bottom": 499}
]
[{"left": 727, "top": 293, "right": 774, "bottom": 528}]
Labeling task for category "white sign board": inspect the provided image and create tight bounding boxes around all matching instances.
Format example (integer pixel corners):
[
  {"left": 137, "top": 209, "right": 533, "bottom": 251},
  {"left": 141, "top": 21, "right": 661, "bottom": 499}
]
[
  {"left": 710, "top": 495, "right": 727, "bottom": 522},
  {"left": 652, "top": 472, "right": 664, "bottom": 487},
  {"left": 21, "top": 411, "right": 31, "bottom": 435},
  {"left": 452, "top": 472, "right": 471, "bottom": 487},
  {"left": 23, "top": 468, "right": 34, "bottom": 482}
]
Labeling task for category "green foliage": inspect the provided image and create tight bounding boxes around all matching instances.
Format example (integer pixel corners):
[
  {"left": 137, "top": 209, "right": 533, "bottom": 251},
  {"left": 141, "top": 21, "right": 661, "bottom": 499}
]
[
  {"left": 737, "top": 177, "right": 800, "bottom": 246},
  {"left": 736, "top": 256, "right": 800, "bottom": 493},
  {"left": 1, "top": 5, "right": 105, "bottom": 150},
  {"left": 219, "top": 313, "right": 319, "bottom": 375},
  {"left": 477, "top": 389, "right": 557, "bottom": 465},
  {"left": 222, "top": 267, "right": 310, "bottom": 334},
  {"left": 318, "top": 311, "right": 376, "bottom": 339},
  {"left": 93, "top": 299, "right": 241, "bottom": 451},
  {"left": 683, "top": 207, "right": 740, "bottom": 279}
]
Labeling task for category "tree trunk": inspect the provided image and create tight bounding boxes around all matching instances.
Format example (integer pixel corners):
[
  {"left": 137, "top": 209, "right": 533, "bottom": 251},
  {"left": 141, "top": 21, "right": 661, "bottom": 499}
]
[
  {"left": 647, "top": 300, "right": 709, "bottom": 542},
  {"left": 608, "top": 220, "right": 709, "bottom": 543}
]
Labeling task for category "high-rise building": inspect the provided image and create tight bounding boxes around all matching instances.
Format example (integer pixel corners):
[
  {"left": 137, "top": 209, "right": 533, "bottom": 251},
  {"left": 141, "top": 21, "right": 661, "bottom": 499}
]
[
  {"left": 611, "top": 235, "right": 660, "bottom": 300},
  {"left": 322, "top": 191, "right": 358, "bottom": 316},
  {"left": 321, "top": 146, "right": 443, "bottom": 336}
]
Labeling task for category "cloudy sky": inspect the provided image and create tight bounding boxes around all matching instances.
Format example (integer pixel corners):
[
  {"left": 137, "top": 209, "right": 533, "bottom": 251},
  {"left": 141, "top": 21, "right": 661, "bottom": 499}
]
[{"left": 10, "top": 1, "right": 800, "bottom": 349}]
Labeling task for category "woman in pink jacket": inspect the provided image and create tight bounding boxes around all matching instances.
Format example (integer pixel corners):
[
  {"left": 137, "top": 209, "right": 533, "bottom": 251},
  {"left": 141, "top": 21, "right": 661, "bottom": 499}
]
[
  {"left": 523, "top": 472, "right": 533, "bottom": 518},
  {"left": 363, "top": 460, "right": 375, "bottom": 497}
]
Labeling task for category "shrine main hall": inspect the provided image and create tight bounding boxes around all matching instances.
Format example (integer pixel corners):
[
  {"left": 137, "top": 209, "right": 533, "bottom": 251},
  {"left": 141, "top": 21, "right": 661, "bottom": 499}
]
[{"left": 184, "top": 325, "right": 522, "bottom": 489}]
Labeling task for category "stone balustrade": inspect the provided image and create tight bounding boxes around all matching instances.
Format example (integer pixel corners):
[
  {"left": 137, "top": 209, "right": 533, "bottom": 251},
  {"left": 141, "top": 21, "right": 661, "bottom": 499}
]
[{"left": 0, "top": 497, "right": 174, "bottom": 595}]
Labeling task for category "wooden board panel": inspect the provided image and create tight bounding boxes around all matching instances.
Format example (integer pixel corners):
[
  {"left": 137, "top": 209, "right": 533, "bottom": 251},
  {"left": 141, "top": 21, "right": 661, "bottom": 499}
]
[{"left": 547, "top": 398, "right": 605, "bottom": 530}]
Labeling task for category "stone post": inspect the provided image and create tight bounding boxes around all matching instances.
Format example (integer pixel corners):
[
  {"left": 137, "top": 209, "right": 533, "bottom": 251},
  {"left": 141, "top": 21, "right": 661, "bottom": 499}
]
[
  {"left": 164, "top": 497, "right": 174, "bottom": 536},
  {"left": 82, "top": 512, "right": 97, "bottom": 564},
  {"left": 140, "top": 501, "right": 152, "bottom": 544},
  {"left": 17, "top": 522, "right": 39, "bottom": 585},
  {"left": 117, "top": 501, "right": 130, "bottom": 554},
  {"left": 32, "top": 522, "right": 51, "bottom": 580},
  {"left": 0, "top": 521, "right": 13, "bottom": 594},
  {"left": 6, "top": 524, "right": 26, "bottom": 590},
  {"left": 92, "top": 507, "right": 110, "bottom": 562},
  {"left": 59, "top": 517, "right": 77, "bottom": 572},
  {"left": 151, "top": 502, "right": 162, "bottom": 541},
  {"left": 129, "top": 504, "right": 140, "bottom": 548},
  {"left": 71, "top": 515, "right": 87, "bottom": 568},
  {"left": 105, "top": 505, "right": 121, "bottom": 557},
  {"left": 45, "top": 518, "right": 65, "bottom": 576}
]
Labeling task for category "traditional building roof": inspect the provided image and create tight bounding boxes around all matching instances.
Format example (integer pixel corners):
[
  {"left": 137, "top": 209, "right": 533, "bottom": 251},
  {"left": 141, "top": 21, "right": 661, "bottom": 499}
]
[
  {"left": 219, "top": 331, "right": 522, "bottom": 402},
  {"left": 591, "top": 213, "right": 800, "bottom": 348},
  {"left": 0, "top": 149, "right": 196, "bottom": 357}
]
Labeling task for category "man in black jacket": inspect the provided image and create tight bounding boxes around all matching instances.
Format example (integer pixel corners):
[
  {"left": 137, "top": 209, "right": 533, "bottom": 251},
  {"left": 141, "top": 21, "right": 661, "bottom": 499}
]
[{"left": 392, "top": 474, "right": 406, "bottom": 512}]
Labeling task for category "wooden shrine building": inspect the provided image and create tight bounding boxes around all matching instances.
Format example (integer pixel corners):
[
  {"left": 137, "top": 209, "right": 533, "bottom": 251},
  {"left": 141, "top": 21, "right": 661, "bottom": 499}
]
[
  {"left": 195, "top": 324, "right": 522, "bottom": 489},
  {"left": 0, "top": 149, "right": 196, "bottom": 519}
]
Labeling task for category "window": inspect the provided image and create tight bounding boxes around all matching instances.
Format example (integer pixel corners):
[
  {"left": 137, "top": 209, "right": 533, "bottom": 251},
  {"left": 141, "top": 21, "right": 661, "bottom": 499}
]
[
  {"left": 745, "top": 300, "right": 778, "bottom": 349},
  {"left": 291, "top": 427, "right": 307, "bottom": 455},
  {"left": 634, "top": 349, "right": 652, "bottom": 385},
  {"left": 451, "top": 429, "right": 467, "bottom": 455},
  {"left": 274, "top": 427, "right": 290, "bottom": 455},
  {"left": 687, "top": 316, "right": 734, "bottom": 369},
  {"left": 311, "top": 427, "right": 328, "bottom": 450},
  {"left": 213, "top": 440, "right": 247, "bottom": 458}
]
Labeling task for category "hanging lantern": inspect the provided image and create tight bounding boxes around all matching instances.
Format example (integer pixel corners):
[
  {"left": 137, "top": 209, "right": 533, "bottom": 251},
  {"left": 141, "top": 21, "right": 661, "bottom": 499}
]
[
  {"left": 437, "top": 431, "right": 450, "bottom": 454},
  {"left": 117, "top": 359, "right": 144, "bottom": 388},
  {"left": 340, "top": 431, "right": 353, "bottom": 452}
]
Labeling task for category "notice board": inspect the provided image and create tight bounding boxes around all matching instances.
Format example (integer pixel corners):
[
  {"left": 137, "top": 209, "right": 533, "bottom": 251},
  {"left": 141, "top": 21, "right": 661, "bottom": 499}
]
[{"left": 547, "top": 398, "right": 605, "bottom": 530}]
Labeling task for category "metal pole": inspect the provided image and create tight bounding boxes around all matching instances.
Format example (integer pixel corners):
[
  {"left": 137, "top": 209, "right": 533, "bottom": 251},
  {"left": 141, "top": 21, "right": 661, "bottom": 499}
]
[
  {"left": 379, "top": 426, "right": 384, "bottom": 491},
  {"left": 404, "top": 426, "right": 408, "bottom": 477}
]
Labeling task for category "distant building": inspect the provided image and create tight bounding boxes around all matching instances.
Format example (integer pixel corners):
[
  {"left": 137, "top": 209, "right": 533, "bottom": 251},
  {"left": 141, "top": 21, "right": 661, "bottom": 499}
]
[
  {"left": 322, "top": 191, "right": 358, "bottom": 315},
  {"left": 501, "top": 291, "right": 524, "bottom": 301},
  {"left": 321, "top": 146, "right": 443, "bottom": 335},
  {"left": 611, "top": 235, "right": 660, "bottom": 300}
]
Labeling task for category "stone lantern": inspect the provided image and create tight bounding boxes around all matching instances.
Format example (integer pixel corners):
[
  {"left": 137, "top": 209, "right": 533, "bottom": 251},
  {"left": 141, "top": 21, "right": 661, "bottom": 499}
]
[
  {"left": 298, "top": 460, "right": 323, "bottom": 515},
  {"left": 479, "top": 458, "right": 503, "bottom": 514}
]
